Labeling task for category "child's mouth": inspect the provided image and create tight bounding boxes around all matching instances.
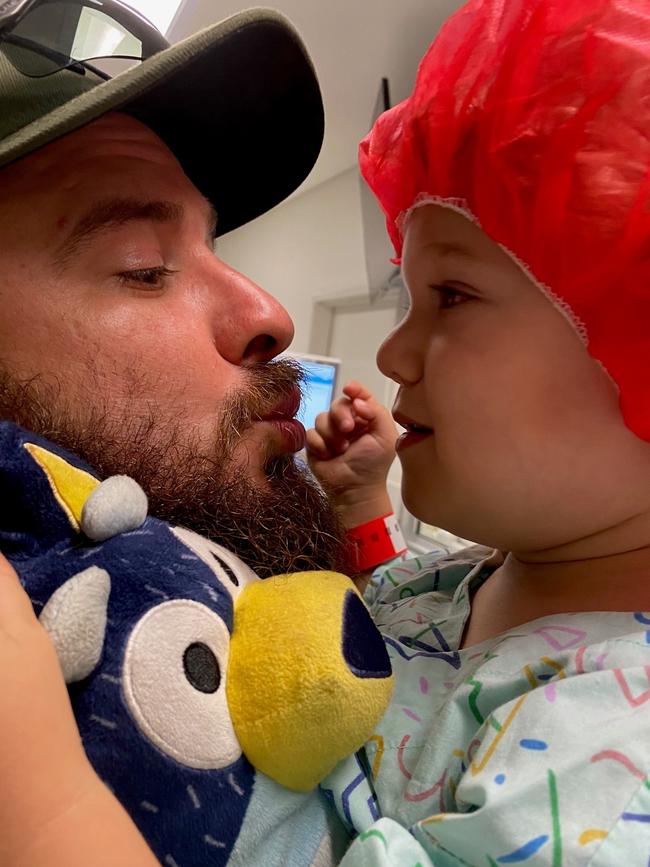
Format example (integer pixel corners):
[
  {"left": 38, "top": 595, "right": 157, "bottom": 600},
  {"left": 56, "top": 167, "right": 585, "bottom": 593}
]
[
  {"left": 397, "top": 425, "right": 433, "bottom": 452},
  {"left": 392, "top": 411, "right": 434, "bottom": 451}
]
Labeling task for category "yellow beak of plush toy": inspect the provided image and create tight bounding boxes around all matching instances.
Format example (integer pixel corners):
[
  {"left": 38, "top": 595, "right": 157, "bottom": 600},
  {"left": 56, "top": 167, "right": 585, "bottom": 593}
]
[{"left": 227, "top": 570, "right": 393, "bottom": 791}]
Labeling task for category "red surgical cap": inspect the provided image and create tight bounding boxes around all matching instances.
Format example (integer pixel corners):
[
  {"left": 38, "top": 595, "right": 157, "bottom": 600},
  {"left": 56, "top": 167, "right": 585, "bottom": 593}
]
[{"left": 360, "top": 0, "right": 650, "bottom": 441}]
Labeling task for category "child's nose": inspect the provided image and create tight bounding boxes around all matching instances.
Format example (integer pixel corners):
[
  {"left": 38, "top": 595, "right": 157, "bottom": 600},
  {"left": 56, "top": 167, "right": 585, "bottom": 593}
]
[{"left": 377, "top": 319, "right": 422, "bottom": 386}]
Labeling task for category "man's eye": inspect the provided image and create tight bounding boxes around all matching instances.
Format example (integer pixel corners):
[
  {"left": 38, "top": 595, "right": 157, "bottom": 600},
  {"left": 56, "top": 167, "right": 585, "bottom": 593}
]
[
  {"left": 430, "top": 284, "right": 472, "bottom": 310},
  {"left": 117, "top": 266, "right": 177, "bottom": 289}
]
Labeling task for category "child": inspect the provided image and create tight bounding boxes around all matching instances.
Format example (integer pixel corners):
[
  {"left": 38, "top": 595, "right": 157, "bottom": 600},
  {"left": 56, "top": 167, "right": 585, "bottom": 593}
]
[
  {"left": 3, "top": 0, "right": 650, "bottom": 865},
  {"left": 306, "top": 0, "right": 650, "bottom": 863}
]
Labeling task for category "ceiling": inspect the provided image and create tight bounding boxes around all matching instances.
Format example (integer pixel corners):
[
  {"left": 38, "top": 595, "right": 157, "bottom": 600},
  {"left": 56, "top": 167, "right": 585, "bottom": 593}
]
[{"left": 168, "top": 0, "right": 464, "bottom": 196}]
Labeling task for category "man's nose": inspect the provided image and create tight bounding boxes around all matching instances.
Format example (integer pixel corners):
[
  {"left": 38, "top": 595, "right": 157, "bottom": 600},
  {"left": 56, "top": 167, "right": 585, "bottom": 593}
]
[{"left": 211, "top": 260, "right": 294, "bottom": 365}]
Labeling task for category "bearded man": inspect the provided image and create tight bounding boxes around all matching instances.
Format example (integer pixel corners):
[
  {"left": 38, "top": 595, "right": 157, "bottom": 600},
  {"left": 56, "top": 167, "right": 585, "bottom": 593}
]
[{"left": 0, "top": 1, "right": 344, "bottom": 578}]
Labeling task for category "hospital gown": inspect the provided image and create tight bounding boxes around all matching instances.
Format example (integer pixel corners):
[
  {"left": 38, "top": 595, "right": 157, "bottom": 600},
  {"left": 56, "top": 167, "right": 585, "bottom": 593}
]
[{"left": 324, "top": 546, "right": 650, "bottom": 866}]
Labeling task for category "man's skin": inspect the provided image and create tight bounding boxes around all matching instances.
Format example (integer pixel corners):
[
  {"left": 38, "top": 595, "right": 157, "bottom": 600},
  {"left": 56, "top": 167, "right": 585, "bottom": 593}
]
[
  {"left": 0, "top": 110, "right": 346, "bottom": 576},
  {"left": 0, "top": 111, "right": 293, "bottom": 483}
]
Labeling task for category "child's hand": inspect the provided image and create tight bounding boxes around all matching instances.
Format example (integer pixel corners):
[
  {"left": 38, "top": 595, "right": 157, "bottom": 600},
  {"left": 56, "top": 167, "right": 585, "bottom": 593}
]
[{"left": 306, "top": 381, "right": 398, "bottom": 528}]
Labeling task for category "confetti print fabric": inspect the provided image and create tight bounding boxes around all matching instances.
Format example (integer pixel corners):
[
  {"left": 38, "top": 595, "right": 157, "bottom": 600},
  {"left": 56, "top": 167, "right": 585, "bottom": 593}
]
[{"left": 325, "top": 546, "right": 650, "bottom": 866}]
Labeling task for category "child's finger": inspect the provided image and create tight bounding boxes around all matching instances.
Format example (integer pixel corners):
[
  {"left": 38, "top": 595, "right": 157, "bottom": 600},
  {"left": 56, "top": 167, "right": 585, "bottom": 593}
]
[
  {"left": 351, "top": 397, "right": 379, "bottom": 421},
  {"left": 309, "top": 417, "right": 349, "bottom": 456},
  {"left": 330, "top": 403, "right": 371, "bottom": 445},
  {"left": 342, "top": 381, "right": 374, "bottom": 403},
  {"left": 329, "top": 398, "right": 356, "bottom": 433},
  {"left": 313, "top": 407, "right": 352, "bottom": 444},
  {"left": 305, "top": 428, "right": 334, "bottom": 459},
  {"left": 349, "top": 396, "right": 398, "bottom": 444}
]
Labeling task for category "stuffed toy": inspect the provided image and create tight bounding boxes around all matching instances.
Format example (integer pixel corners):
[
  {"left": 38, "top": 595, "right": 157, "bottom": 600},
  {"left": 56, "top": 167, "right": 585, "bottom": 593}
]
[{"left": 0, "top": 421, "right": 393, "bottom": 866}]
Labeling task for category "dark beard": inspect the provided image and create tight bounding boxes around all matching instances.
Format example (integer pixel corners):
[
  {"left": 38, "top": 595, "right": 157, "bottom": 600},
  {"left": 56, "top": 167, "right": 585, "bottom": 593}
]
[{"left": 0, "top": 361, "right": 346, "bottom": 578}]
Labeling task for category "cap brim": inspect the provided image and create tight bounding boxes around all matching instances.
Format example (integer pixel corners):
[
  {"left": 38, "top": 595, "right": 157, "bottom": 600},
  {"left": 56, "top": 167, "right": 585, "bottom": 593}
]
[{"left": 0, "top": 8, "right": 324, "bottom": 235}]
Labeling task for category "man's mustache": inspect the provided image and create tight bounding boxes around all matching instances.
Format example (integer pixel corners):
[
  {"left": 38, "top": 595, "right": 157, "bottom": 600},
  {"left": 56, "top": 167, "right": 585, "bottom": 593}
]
[{"left": 222, "top": 358, "right": 304, "bottom": 437}]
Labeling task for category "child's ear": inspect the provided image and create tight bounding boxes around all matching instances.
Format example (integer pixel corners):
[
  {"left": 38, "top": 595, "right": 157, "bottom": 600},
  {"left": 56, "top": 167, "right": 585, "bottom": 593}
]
[{"left": 0, "top": 422, "right": 101, "bottom": 555}]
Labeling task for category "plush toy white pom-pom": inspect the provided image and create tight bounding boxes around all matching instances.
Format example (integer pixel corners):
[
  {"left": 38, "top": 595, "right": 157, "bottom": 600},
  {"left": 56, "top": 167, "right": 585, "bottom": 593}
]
[{"left": 81, "top": 475, "right": 148, "bottom": 541}]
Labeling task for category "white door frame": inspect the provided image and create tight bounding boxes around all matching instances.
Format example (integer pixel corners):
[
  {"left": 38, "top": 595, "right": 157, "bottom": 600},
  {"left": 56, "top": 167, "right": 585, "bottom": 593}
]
[{"left": 308, "top": 289, "right": 401, "bottom": 358}]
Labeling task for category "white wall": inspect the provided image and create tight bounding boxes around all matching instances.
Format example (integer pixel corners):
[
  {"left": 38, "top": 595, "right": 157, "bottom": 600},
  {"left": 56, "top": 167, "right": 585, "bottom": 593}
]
[{"left": 216, "top": 167, "right": 367, "bottom": 353}]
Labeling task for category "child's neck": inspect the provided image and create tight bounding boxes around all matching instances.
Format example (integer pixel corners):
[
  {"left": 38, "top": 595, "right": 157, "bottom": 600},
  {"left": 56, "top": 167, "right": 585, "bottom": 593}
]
[{"left": 462, "top": 542, "right": 650, "bottom": 649}]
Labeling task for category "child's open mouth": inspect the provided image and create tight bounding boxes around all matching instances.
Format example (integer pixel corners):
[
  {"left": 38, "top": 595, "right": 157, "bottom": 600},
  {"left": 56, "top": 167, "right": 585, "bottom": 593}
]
[{"left": 392, "top": 412, "right": 434, "bottom": 452}]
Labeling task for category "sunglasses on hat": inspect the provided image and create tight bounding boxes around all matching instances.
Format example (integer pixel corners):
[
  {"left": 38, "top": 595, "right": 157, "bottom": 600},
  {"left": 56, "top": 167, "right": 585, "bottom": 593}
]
[{"left": 0, "top": 0, "right": 167, "bottom": 79}]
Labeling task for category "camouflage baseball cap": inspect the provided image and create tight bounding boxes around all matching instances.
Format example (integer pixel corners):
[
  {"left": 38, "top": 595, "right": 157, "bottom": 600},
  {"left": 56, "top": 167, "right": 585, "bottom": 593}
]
[{"left": 0, "top": 5, "right": 324, "bottom": 235}]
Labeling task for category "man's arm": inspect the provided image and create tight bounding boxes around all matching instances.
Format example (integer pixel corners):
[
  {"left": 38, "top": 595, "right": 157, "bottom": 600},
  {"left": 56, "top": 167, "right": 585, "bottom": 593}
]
[{"left": 0, "top": 553, "right": 159, "bottom": 867}]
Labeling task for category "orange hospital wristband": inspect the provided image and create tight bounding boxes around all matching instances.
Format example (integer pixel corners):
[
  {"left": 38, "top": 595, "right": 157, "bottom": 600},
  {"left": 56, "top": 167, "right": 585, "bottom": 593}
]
[{"left": 346, "top": 513, "right": 407, "bottom": 573}]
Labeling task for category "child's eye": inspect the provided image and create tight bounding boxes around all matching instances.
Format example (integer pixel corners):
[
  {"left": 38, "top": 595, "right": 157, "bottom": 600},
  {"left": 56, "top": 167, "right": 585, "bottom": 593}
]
[
  {"left": 117, "top": 266, "right": 177, "bottom": 290},
  {"left": 430, "top": 284, "right": 472, "bottom": 310}
]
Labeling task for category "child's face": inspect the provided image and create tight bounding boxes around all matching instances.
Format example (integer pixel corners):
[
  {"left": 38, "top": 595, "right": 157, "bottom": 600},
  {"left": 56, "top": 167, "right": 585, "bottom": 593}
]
[{"left": 378, "top": 205, "right": 650, "bottom": 553}]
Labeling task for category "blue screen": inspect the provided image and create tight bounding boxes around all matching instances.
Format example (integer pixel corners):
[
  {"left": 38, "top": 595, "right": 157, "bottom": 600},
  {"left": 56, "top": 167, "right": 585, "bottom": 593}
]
[{"left": 297, "top": 361, "right": 337, "bottom": 431}]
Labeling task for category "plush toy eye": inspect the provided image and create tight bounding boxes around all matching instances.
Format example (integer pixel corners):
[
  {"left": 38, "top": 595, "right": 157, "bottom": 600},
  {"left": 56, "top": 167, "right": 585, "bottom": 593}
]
[
  {"left": 171, "top": 527, "right": 259, "bottom": 598},
  {"left": 183, "top": 642, "right": 221, "bottom": 693},
  {"left": 123, "top": 600, "right": 241, "bottom": 769}
]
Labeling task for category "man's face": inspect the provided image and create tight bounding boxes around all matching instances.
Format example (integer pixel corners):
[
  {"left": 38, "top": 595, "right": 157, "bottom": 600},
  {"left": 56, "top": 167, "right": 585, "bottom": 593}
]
[{"left": 0, "top": 112, "right": 343, "bottom": 575}]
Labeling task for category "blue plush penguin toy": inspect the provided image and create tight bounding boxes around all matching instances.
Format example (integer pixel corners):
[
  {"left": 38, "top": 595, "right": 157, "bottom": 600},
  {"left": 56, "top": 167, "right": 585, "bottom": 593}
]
[{"left": 0, "top": 422, "right": 393, "bottom": 867}]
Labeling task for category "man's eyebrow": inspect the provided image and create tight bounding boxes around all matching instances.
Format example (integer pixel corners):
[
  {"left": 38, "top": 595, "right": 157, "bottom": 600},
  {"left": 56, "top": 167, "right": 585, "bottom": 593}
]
[
  {"left": 427, "top": 241, "right": 476, "bottom": 259},
  {"left": 53, "top": 198, "right": 186, "bottom": 269}
]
